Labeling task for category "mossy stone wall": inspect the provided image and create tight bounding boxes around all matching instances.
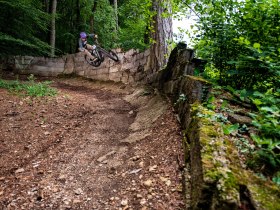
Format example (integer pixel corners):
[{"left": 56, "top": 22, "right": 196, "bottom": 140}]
[{"left": 154, "top": 44, "right": 280, "bottom": 210}]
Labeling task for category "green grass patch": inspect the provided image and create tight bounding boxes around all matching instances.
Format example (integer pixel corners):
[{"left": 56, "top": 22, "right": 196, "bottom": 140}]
[{"left": 0, "top": 75, "right": 57, "bottom": 97}]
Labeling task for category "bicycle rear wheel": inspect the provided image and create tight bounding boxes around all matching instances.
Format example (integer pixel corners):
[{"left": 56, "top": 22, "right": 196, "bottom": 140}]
[
  {"left": 85, "top": 55, "right": 102, "bottom": 67},
  {"left": 98, "top": 50, "right": 105, "bottom": 62}
]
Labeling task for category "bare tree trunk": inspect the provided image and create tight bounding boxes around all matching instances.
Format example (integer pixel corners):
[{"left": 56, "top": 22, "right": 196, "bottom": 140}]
[
  {"left": 149, "top": 0, "right": 173, "bottom": 72},
  {"left": 50, "top": 0, "right": 57, "bottom": 57},
  {"left": 44, "top": 0, "right": 50, "bottom": 13},
  {"left": 76, "top": 0, "right": 81, "bottom": 31},
  {"left": 114, "top": 0, "right": 118, "bottom": 32},
  {"left": 90, "top": 0, "right": 98, "bottom": 33}
]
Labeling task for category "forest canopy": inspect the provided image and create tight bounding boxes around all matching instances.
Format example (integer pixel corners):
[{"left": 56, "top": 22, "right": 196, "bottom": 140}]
[
  {"left": 0, "top": 0, "right": 278, "bottom": 94},
  {"left": 0, "top": 0, "right": 156, "bottom": 56}
]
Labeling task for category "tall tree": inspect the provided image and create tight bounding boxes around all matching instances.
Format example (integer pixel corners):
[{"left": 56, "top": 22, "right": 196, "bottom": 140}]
[
  {"left": 114, "top": 0, "right": 118, "bottom": 32},
  {"left": 44, "top": 0, "right": 50, "bottom": 13},
  {"left": 76, "top": 0, "right": 81, "bottom": 32},
  {"left": 149, "top": 0, "right": 173, "bottom": 72},
  {"left": 90, "top": 1, "right": 98, "bottom": 33},
  {"left": 50, "top": 0, "right": 57, "bottom": 57}
]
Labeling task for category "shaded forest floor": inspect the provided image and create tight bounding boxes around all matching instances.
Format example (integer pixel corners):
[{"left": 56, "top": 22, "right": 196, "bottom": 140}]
[{"left": 0, "top": 77, "right": 184, "bottom": 209}]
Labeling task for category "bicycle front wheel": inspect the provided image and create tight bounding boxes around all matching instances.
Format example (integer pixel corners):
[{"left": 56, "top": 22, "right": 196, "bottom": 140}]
[
  {"left": 100, "top": 49, "right": 119, "bottom": 62},
  {"left": 108, "top": 50, "right": 119, "bottom": 62}
]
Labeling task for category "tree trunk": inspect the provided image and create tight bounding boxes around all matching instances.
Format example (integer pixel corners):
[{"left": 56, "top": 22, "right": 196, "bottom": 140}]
[
  {"left": 149, "top": 0, "right": 173, "bottom": 73},
  {"left": 50, "top": 0, "right": 57, "bottom": 57},
  {"left": 44, "top": 0, "right": 50, "bottom": 13},
  {"left": 76, "top": 0, "right": 81, "bottom": 31},
  {"left": 90, "top": 0, "right": 98, "bottom": 33},
  {"left": 114, "top": 0, "right": 118, "bottom": 32}
]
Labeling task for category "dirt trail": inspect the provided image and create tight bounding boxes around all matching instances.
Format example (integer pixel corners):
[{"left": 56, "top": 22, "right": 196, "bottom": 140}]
[{"left": 0, "top": 78, "right": 184, "bottom": 209}]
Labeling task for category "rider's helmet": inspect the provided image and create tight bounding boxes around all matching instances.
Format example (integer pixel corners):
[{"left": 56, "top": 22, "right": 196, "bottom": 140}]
[{"left": 80, "top": 32, "right": 87, "bottom": 39}]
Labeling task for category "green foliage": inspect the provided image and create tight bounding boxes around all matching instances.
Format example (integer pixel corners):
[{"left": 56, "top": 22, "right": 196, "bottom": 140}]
[
  {"left": 201, "top": 83, "right": 280, "bottom": 178},
  {"left": 177, "top": 0, "right": 280, "bottom": 184},
  {"left": 118, "top": 0, "right": 152, "bottom": 51},
  {"left": 250, "top": 89, "right": 280, "bottom": 143},
  {"left": 222, "top": 123, "right": 239, "bottom": 135},
  {"left": 206, "top": 95, "right": 216, "bottom": 110},
  {"left": 273, "top": 172, "right": 280, "bottom": 186},
  {"left": 0, "top": 0, "right": 51, "bottom": 56},
  {"left": 235, "top": 137, "right": 254, "bottom": 155},
  {"left": 247, "top": 88, "right": 280, "bottom": 176},
  {"left": 175, "top": 93, "right": 187, "bottom": 105},
  {"left": 91, "top": 0, "right": 118, "bottom": 49},
  {"left": 201, "top": 64, "right": 220, "bottom": 81},
  {"left": 213, "top": 113, "right": 229, "bottom": 123},
  {"left": 55, "top": 0, "right": 151, "bottom": 53},
  {"left": 247, "top": 145, "right": 280, "bottom": 177},
  {"left": 55, "top": 0, "right": 98, "bottom": 54},
  {"left": 1, "top": 0, "right": 161, "bottom": 55},
  {"left": 218, "top": 85, "right": 279, "bottom": 174},
  {"left": 0, "top": 0, "right": 146, "bottom": 56},
  {"left": 184, "top": 0, "right": 280, "bottom": 91},
  {"left": 0, "top": 75, "right": 57, "bottom": 97}
]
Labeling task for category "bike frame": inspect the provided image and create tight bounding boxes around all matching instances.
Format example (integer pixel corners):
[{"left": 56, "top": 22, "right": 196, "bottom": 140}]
[{"left": 85, "top": 38, "right": 119, "bottom": 67}]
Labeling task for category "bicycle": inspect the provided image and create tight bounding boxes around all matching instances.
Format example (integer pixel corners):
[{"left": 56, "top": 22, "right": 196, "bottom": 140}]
[{"left": 84, "top": 38, "right": 119, "bottom": 67}]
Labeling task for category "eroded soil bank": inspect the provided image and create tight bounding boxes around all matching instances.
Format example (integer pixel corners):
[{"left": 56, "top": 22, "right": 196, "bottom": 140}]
[{"left": 0, "top": 77, "right": 184, "bottom": 209}]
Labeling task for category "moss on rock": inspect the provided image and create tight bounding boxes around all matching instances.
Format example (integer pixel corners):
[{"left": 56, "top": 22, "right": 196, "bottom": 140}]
[{"left": 185, "top": 103, "right": 280, "bottom": 210}]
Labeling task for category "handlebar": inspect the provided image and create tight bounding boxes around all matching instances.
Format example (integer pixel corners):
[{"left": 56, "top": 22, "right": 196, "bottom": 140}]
[{"left": 93, "top": 36, "right": 99, "bottom": 45}]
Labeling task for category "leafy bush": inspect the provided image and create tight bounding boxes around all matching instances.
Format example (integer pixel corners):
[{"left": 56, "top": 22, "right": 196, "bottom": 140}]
[
  {"left": 250, "top": 89, "right": 280, "bottom": 141},
  {"left": 188, "top": 0, "right": 280, "bottom": 91},
  {"left": 201, "top": 83, "right": 280, "bottom": 181},
  {"left": 248, "top": 88, "right": 280, "bottom": 177},
  {"left": 118, "top": 0, "right": 152, "bottom": 51}
]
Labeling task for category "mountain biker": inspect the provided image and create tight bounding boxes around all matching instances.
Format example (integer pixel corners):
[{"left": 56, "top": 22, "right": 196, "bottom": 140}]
[{"left": 78, "top": 32, "right": 98, "bottom": 60}]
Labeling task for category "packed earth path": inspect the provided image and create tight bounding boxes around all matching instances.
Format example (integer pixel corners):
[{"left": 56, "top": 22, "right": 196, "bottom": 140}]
[{"left": 0, "top": 77, "right": 185, "bottom": 210}]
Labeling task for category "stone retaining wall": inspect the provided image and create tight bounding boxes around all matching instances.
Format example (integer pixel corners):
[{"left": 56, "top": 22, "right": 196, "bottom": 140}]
[
  {"left": 154, "top": 44, "right": 280, "bottom": 210},
  {"left": 0, "top": 48, "right": 151, "bottom": 84}
]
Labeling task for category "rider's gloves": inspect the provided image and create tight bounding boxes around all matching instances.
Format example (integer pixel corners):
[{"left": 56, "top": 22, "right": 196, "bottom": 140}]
[{"left": 94, "top": 34, "right": 98, "bottom": 38}]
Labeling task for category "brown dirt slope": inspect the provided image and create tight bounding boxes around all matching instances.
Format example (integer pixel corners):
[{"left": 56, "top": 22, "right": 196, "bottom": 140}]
[{"left": 0, "top": 77, "right": 184, "bottom": 210}]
